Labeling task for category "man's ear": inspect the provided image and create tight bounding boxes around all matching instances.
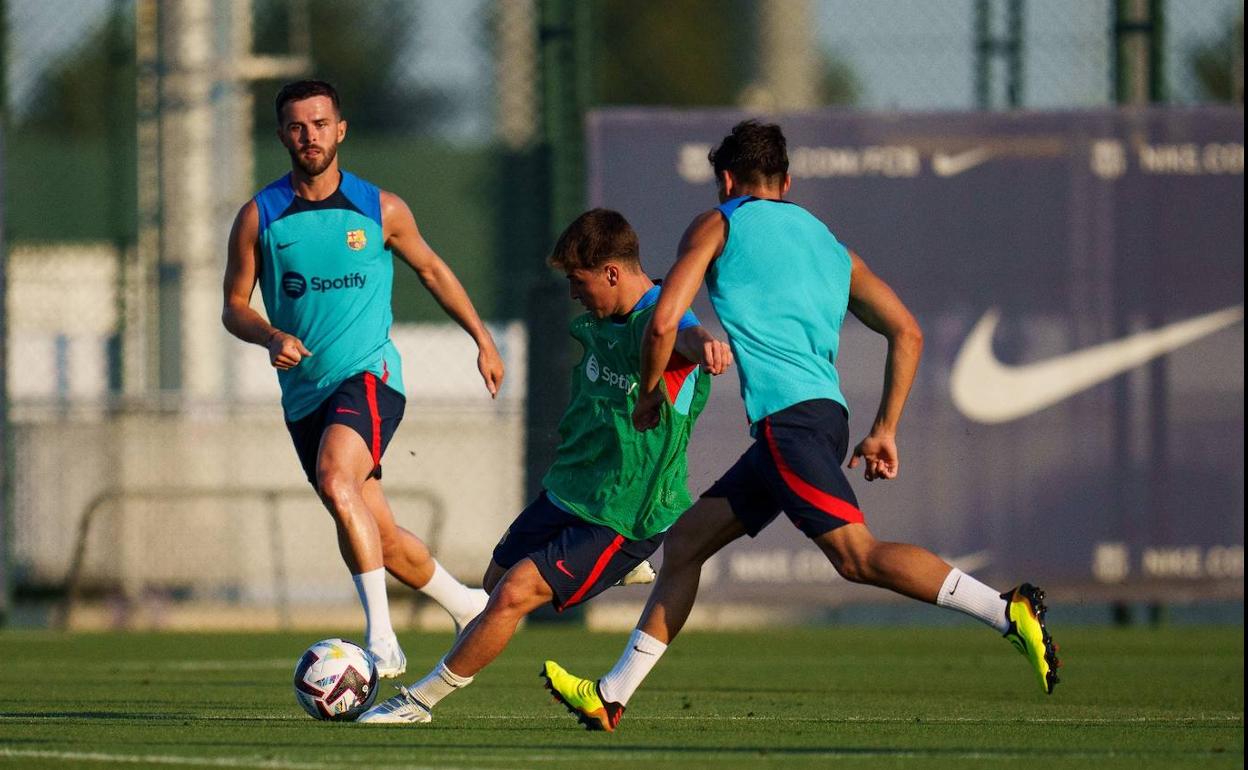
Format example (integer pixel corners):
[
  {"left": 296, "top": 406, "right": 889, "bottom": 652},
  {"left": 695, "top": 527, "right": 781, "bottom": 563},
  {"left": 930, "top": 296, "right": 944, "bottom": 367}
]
[{"left": 605, "top": 264, "right": 620, "bottom": 286}]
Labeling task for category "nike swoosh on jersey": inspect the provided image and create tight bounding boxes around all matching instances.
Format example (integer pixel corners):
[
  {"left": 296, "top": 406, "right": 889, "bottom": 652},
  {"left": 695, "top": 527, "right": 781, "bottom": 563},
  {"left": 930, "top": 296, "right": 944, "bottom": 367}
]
[
  {"left": 555, "top": 560, "right": 575, "bottom": 579},
  {"left": 932, "top": 148, "right": 993, "bottom": 177},
  {"left": 950, "top": 305, "right": 1244, "bottom": 424},
  {"left": 277, "top": 241, "right": 299, "bottom": 250}
]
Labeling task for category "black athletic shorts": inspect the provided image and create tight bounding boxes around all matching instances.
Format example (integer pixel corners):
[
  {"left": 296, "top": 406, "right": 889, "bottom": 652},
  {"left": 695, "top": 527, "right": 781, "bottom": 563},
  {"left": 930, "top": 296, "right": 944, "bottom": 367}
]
[
  {"left": 285, "top": 371, "right": 406, "bottom": 486},
  {"left": 492, "top": 492, "right": 664, "bottom": 612},
  {"left": 703, "top": 398, "right": 864, "bottom": 539}
]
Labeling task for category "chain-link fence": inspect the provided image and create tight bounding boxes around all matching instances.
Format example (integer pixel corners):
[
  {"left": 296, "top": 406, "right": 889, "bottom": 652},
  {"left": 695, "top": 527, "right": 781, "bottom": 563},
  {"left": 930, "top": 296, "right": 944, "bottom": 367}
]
[
  {"left": 585, "top": 0, "right": 1242, "bottom": 112},
  {"left": 2, "top": 0, "right": 1242, "bottom": 628}
]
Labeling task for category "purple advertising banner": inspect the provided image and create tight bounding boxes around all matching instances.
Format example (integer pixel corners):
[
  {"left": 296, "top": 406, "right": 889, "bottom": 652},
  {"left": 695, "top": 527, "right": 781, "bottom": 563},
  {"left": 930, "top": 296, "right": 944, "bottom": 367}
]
[{"left": 587, "top": 107, "right": 1244, "bottom": 605}]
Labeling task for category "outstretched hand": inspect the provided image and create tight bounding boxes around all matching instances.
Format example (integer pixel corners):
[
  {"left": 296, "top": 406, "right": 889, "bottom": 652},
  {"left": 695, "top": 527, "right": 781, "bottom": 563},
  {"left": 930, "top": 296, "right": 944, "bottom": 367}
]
[{"left": 849, "top": 433, "right": 899, "bottom": 481}]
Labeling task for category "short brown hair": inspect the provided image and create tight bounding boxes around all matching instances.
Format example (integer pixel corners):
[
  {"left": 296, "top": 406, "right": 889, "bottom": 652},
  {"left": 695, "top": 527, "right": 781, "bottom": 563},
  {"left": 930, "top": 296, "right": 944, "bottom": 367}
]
[
  {"left": 275, "top": 80, "right": 341, "bottom": 124},
  {"left": 709, "top": 120, "right": 788, "bottom": 186},
  {"left": 549, "top": 209, "right": 641, "bottom": 271}
]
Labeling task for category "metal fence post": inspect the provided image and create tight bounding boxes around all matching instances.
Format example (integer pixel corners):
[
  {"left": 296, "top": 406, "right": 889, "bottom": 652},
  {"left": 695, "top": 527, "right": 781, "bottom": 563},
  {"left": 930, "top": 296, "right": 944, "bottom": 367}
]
[
  {"left": 523, "top": 0, "right": 591, "bottom": 503},
  {"left": 524, "top": 0, "right": 592, "bottom": 623},
  {"left": 0, "top": 0, "right": 10, "bottom": 628},
  {"left": 975, "top": 0, "right": 1024, "bottom": 110},
  {"left": 1115, "top": 0, "right": 1166, "bottom": 104}
]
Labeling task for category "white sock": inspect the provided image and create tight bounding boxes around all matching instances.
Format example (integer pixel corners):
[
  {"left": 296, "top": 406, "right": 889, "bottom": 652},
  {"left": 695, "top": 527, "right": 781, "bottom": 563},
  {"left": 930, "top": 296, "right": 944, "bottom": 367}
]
[
  {"left": 352, "top": 568, "right": 395, "bottom": 646},
  {"left": 935, "top": 568, "right": 1010, "bottom": 633},
  {"left": 598, "top": 629, "right": 668, "bottom": 706},
  {"left": 407, "top": 659, "right": 474, "bottom": 709},
  {"left": 421, "top": 561, "right": 488, "bottom": 629}
]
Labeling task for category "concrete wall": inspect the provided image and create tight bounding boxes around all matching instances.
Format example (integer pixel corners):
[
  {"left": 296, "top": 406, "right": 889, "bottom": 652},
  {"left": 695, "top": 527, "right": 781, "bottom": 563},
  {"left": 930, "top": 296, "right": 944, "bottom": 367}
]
[{"left": 13, "top": 408, "right": 523, "bottom": 611}]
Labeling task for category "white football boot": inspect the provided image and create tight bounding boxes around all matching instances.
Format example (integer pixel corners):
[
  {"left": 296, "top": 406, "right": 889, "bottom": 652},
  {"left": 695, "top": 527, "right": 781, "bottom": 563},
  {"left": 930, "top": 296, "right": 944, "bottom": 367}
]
[
  {"left": 367, "top": 635, "right": 407, "bottom": 679},
  {"left": 357, "top": 685, "right": 432, "bottom": 724},
  {"left": 616, "top": 559, "right": 656, "bottom": 586}
]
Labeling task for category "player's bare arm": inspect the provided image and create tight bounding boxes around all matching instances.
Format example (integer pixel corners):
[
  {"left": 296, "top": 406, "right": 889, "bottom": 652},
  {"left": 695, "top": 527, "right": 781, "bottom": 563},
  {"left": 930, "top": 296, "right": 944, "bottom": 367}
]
[
  {"left": 634, "top": 210, "right": 728, "bottom": 431},
  {"left": 381, "top": 190, "right": 504, "bottom": 397},
  {"left": 846, "top": 250, "right": 924, "bottom": 481},
  {"left": 222, "top": 200, "right": 313, "bottom": 370},
  {"left": 674, "top": 325, "right": 732, "bottom": 376}
]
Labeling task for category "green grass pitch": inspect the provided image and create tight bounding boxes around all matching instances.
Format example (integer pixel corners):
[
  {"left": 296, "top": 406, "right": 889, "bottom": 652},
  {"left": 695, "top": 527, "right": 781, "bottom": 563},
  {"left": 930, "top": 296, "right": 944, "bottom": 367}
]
[{"left": 0, "top": 626, "right": 1241, "bottom": 769}]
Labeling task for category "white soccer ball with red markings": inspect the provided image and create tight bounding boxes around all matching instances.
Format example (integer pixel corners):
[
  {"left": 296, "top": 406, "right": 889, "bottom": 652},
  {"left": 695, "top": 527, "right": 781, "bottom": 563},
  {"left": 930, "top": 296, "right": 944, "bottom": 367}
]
[{"left": 293, "top": 638, "right": 379, "bottom": 721}]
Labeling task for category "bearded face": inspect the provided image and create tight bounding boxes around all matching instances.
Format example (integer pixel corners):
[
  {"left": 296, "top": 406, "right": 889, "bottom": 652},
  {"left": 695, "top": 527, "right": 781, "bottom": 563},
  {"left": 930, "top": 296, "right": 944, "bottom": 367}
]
[
  {"left": 289, "top": 139, "right": 338, "bottom": 177},
  {"left": 277, "top": 95, "right": 346, "bottom": 180}
]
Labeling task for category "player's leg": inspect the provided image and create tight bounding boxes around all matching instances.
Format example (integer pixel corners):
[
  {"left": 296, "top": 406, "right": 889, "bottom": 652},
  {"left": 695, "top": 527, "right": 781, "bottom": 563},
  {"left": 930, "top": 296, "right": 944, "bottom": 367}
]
[
  {"left": 766, "top": 400, "right": 1060, "bottom": 694},
  {"left": 814, "top": 522, "right": 951, "bottom": 601},
  {"left": 362, "top": 477, "right": 434, "bottom": 585},
  {"left": 317, "top": 427, "right": 385, "bottom": 572},
  {"left": 542, "top": 494, "right": 747, "bottom": 732},
  {"left": 362, "top": 499, "right": 659, "bottom": 725},
  {"left": 314, "top": 372, "right": 421, "bottom": 676},
  {"left": 482, "top": 559, "right": 508, "bottom": 592},
  {"left": 287, "top": 395, "right": 400, "bottom": 674},
  {"left": 545, "top": 431, "right": 790, "bottom": 733},
  {"left": 363, "top": 477, "right": 488, "bottom": 633},
  {"left": 358, "top": 559, "right": 554, "bottom": 724},
  {"left": 637, "top": 495, "right": 746, "bottom": 644},
  {"left": 314, "top": 422, "right": 409, "bottom": 675},
  {"left": 815, "top": 526, "right": 1058, "bottom": 692},
  {"left": 446, "top": 559, "right": 553, "bottom": 675},
  {"left": 360, "top": 491, "right": 569, "bottom": 722}
]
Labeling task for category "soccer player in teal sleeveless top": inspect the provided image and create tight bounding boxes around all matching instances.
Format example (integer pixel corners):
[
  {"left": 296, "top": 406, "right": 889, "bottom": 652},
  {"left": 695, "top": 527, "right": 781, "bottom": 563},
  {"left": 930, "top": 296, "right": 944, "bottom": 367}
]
[
  {"left": 222, "top": 81, "right": 503, "bottom": 679},
  {"left": 544, "top": 121, "right": 1061, "bottom": 733},
  {"left": 358, "top": 210, "right": 732, "bottom": 725}
]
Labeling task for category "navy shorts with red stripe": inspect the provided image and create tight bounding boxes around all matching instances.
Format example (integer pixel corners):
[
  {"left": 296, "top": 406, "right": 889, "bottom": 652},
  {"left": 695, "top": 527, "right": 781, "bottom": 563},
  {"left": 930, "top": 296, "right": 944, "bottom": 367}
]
[
  {"left": 703, "top": 398, "right": 865, "bottom": 539},
  {"left": 285, "top": 371, "right": 406, "bottom": 486},
  {"left": 492, "top": 492, "right": 664, "bottom": 612}
]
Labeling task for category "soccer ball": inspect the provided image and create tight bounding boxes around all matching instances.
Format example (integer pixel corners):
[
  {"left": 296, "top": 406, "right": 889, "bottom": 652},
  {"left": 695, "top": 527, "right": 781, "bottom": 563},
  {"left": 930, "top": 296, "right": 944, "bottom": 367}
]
[{"left": 292, "top": 638, "right": 379, "bottom": 721}]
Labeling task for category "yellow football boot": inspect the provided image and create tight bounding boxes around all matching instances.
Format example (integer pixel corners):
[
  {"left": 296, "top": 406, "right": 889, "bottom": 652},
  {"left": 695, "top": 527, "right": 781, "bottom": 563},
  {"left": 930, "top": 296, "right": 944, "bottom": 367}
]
[
  {"left": 541, "top": 660, "right": 624, "bottom": 732},
  {"left": 1002, "top": 583, "right": 1061, "bottom": 694}
]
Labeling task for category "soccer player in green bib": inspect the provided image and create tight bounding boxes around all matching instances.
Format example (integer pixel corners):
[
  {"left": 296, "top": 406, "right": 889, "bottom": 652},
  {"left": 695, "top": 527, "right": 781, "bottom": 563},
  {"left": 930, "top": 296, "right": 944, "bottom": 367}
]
[
  {"left": 359, "top": 209, "right": 731, "bottom": 724},
  {"left": 223, "top": 81, "right": 503, "bottom": 678},
  {"left": 543, "top": 120, "right": 1061, "bottom": 733}
]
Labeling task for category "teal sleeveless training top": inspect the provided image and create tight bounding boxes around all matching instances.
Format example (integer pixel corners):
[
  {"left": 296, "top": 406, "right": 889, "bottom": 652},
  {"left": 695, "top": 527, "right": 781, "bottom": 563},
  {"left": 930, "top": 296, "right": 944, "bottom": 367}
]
[
  {"left": 707, "top": 196, "right": 850, "bottom": 426},
  {"left": 253, "top": 171, "right": 405, "bottom": 420}
]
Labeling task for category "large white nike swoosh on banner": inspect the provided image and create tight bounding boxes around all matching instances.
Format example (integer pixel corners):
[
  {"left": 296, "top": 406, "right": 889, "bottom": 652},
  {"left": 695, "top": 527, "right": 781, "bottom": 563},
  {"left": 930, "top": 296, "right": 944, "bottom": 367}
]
[{"left": 950, "top": 305, "right": 1244, "bottom": 424}]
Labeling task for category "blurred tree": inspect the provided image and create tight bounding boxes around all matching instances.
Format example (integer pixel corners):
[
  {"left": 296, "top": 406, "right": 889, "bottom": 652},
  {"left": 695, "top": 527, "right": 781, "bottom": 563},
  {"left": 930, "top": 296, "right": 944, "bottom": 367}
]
[
  {"left": 251, "top": 0, "right": 451, "bottom": 134},
  {"left": 590, "top": 0, "right": 856, "bottom": 108},
  {"left": 821, "top": 55, "right": 860, "bottom": 105},
  {"left": 1190, "top": 12, "right": 1244, "bottom": 103},
  {"left": 592, "top": 0, "right": 755, "bottom": 106}
]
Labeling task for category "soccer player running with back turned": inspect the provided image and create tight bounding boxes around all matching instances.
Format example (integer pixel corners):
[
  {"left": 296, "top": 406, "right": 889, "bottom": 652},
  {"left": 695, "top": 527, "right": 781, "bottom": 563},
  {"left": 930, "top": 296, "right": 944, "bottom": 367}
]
[
  {"left": 357, "top": 209, "right": 732, "bottom": 724},
  {"left": 543, "top": 120, "right": 1060, "bottom": 733},
  {"left": 222, "top": 80, "right": 502, "bottom": 678}
]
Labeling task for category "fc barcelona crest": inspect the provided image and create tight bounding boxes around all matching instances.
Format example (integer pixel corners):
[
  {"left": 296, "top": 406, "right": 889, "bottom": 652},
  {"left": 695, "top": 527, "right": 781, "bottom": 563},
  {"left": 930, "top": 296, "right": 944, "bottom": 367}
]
[{"left": 346, "top": 229, "right": 367, "bottom": 250}]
